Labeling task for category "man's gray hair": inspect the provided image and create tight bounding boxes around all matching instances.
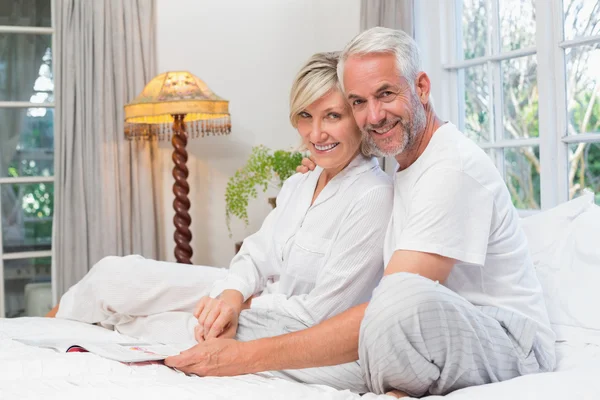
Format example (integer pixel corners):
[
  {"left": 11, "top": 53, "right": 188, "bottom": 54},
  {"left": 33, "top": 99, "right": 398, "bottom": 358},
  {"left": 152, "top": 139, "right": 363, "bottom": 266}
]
[{"left": 337, "top": 27, "right": 422, "bottom": 92}]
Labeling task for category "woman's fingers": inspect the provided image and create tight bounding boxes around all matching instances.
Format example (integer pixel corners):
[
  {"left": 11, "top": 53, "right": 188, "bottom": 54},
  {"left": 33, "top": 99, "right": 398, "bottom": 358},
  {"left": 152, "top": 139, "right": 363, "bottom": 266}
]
[
  {"left": 194, "top": 324, "right": 206, "bottom": 342},
  {"left": 193, "top": 296, "right": 209, "bottom": 318},
  {"left": 202, "top": 306, "right": 222, "bottom": 337},
  {"left": 197, "top": 297, "right": 215, "bottom": 327},
  {"left": 206, "top": 309, "right": 235, "bottom": 339}
]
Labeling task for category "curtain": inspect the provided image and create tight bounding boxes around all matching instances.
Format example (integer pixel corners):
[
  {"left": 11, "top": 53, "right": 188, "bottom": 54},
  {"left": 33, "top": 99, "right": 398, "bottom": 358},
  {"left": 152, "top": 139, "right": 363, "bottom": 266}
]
[
  {"left": 53, "top": 0, "right": 162, "bottom": 300},
  {"left": 360, "top": 0, "right": 415, "bottom": 34},
  {"left": 0, "top": 0, "right": 50, "bottom": 245}
]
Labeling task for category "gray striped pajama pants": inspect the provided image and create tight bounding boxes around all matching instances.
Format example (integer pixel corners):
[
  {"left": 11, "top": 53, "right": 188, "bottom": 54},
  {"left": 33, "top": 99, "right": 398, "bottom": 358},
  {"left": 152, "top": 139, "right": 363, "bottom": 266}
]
[{"left": 57, "top": 256, "right": 544, "bottom": 396}]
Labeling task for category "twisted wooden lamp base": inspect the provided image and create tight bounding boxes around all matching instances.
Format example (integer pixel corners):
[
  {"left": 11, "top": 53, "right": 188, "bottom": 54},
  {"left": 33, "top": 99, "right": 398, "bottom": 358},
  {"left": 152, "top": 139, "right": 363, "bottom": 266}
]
[{"left": 172, "top": 114, "right": 193, "bottom": 264}]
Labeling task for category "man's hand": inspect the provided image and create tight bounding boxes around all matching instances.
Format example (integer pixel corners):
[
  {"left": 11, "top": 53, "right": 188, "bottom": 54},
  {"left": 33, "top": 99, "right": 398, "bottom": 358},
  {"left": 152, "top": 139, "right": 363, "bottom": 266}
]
[
  {"left": 296, "top": 156, "right": 316, "bottom": 174},
  {"left": 164, "top": 339, "right": 252, "bottom": 377},
  {"left": 194, "top": 290, "right": 244, "bottom": 341}
]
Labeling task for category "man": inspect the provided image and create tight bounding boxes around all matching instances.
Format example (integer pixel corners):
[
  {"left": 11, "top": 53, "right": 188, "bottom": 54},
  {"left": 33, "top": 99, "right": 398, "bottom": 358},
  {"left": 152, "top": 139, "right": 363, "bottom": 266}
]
[{"left": 166, "top": 27, "right": 556, "bottom": 398}]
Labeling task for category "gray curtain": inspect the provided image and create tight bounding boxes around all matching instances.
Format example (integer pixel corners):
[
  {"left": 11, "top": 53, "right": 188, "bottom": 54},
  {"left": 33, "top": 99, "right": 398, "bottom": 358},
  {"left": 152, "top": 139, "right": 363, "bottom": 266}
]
[
  {"left": 361, "top": 0, "right": 415, "bottom": 34},
  {"left": 53, "top": 0, "right": 162, "bottom": 299}
]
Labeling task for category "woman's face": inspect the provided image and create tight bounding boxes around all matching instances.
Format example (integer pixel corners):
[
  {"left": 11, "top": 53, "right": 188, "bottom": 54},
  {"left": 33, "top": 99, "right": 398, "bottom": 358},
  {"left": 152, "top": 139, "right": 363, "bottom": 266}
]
[{"left": 296, "top": 89, "right": 362, "bottom": 172}]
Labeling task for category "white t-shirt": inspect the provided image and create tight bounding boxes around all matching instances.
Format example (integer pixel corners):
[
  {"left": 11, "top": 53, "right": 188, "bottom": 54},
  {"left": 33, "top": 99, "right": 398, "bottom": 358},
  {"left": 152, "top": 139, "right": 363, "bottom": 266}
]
[{"left": 384, "top": 122, "right": 555, "bottom": 370}]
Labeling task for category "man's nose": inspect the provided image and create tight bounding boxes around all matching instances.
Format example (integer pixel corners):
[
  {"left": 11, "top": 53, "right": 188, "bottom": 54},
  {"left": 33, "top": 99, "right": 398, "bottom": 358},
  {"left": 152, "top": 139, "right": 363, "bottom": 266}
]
[{"left": 367, "top": 101, "right": 385, "bottom": 126}]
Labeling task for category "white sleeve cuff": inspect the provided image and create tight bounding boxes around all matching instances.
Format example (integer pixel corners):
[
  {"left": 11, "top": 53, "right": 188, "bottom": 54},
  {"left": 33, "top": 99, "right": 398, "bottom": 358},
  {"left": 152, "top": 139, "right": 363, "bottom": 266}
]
[{"left": 209, "top": 275, "right": 254, "bottom": 302}]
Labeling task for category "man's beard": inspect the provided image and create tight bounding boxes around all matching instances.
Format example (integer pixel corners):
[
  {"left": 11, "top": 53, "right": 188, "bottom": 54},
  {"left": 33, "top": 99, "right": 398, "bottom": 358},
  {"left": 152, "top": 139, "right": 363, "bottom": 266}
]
[{"left": 362, "top": 94, "right": 427, "bottom": 158}]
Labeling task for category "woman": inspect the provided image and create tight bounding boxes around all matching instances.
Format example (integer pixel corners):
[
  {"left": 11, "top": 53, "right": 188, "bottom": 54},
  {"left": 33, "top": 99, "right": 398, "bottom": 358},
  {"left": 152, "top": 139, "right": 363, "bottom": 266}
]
[{"left": 53, "top": 52, "right": 392, "bottom": 391}]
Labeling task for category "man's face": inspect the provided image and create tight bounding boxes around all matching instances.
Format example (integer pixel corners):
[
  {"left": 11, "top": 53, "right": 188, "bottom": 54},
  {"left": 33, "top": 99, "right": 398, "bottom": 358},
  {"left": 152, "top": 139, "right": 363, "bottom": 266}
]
[{"left": 343, "top": 53, "right": 426, "bottom": 157}]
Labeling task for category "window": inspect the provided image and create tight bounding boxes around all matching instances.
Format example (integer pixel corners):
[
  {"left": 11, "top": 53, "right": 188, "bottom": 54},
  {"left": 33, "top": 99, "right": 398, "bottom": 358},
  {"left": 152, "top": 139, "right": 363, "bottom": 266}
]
[
  {"left": 441, "top": 0, "right": 600, "bottom": 210},
  {"left": 0, "top": 0, "right": 54, "bottom": 317}
]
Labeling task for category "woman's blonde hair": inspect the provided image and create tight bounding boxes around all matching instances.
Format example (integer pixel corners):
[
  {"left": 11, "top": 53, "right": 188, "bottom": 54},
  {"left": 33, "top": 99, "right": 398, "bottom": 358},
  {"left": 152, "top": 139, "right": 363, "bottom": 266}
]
[
  {"left": 289, "top": 51, "right": 340, "bottom": 128},
  {"left": 289, "top": 51, "right": 373, "bottom": 156}
]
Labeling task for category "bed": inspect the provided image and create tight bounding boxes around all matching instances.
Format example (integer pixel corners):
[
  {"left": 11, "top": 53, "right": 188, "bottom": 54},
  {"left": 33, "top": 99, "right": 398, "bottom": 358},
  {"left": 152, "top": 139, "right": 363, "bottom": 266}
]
[{"left": 1, "top": 194, "right": 599, "bottom": 400}]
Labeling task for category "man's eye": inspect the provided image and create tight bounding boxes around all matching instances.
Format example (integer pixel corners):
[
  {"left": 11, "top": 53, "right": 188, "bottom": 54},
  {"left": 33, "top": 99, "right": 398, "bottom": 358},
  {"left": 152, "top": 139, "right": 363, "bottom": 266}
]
[
  {"left": 381, "top": 91, "right": 393, "bottom": 97},
  {"left": 298, "top": 111, "right": 311, "bottom": 119},
  {"left": 352, "top": 99, "right": 364, "bottom": 106}
]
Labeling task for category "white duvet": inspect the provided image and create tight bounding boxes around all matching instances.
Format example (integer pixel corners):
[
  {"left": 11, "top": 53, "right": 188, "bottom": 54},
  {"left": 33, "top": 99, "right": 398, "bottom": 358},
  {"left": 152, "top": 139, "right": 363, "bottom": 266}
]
[{"left": 1, "top": 318, "right": 600, "bottom": 400}]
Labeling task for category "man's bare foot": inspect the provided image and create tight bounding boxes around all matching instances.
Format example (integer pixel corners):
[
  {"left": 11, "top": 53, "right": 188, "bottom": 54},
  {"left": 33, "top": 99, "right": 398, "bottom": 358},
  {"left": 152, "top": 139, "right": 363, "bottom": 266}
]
[
  {"left": 385, "top": 389, "right": 409, "bottom": 398},
  {"left": 45, "top": 304, "right": 59, "bottom": 317}
]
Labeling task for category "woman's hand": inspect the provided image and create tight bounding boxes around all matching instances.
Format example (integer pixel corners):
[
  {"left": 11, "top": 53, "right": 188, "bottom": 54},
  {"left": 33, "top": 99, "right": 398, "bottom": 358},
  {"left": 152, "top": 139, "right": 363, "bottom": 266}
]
[
  {"left": 296, "top": 156, "right": 316, "bottom": 174},
  {"left": 194, "top": 290, "right": 244, "bottom": 341}
]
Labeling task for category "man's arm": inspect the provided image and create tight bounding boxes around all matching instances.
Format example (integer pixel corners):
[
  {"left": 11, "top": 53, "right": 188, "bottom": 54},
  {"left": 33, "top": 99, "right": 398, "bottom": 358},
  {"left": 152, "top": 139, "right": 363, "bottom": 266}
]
[
  {"left": 165, "top": 302, "right": 367, "bottom": 375},
  {"left": 384, "top": 250, "right": 454, "bottom": 282},
  {"left": 250, "top": 302, "right": 367, "bottom": 371},
  {"left": 165, "top": 250, "right": 454, "bottom": 376},
  {"left": 248, "top": 250, "right": 455, "bottom": 372}
]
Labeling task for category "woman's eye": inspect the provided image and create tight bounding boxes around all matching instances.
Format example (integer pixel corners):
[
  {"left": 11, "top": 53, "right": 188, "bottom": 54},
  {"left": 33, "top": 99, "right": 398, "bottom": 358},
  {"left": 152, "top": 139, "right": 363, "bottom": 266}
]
[
  {"left": 328, "top": 113, "right": 341, "bottom": 119},
  {"left": 298, "top": 111, "right": 311, "bottom": 119}
]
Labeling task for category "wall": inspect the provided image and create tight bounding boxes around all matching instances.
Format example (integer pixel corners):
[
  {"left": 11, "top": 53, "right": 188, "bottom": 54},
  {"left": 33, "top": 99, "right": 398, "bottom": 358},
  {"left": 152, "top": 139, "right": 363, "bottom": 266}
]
[{"left": 156, "top": 0, "right": 361, "bottom": 266}]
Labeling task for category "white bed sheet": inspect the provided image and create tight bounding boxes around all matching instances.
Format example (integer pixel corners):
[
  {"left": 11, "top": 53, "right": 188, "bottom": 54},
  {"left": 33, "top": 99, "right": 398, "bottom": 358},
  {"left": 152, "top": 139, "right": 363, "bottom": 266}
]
[{"left": 2, "top": 318, "right": 600, "bottom": 400}]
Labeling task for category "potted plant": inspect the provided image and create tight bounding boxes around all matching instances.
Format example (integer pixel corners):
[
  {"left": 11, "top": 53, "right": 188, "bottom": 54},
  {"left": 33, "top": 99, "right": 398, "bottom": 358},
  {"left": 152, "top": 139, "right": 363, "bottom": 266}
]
[{"left": 225, "top": 145, "right": 303, "bottom": 236}]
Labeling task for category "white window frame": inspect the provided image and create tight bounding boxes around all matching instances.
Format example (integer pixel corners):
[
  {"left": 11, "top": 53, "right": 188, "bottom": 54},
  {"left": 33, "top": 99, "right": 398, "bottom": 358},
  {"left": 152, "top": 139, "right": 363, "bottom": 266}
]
[
  {"left": 0, "top": 0, "right": 56, "bottom": 317},
  {"left": 417, "top": 0, "right": 600, "bottom": 214}
]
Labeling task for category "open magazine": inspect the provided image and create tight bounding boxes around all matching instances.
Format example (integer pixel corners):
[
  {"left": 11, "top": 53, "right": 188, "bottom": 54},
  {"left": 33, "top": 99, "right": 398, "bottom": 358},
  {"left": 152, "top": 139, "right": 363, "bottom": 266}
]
[{"left": 15, "top": 338, "right": 184, "bottom": 363}]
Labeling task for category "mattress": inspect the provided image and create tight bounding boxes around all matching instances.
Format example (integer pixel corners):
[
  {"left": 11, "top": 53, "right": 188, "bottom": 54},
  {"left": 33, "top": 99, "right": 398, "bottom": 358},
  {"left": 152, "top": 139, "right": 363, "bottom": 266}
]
[{"left": 1, "top": 317, "right": 599, "bottom": 400}]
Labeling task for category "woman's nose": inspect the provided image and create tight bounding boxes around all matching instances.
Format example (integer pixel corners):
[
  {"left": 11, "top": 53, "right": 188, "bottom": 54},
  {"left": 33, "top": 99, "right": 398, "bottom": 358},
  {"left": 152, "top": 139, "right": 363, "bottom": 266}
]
[{"left": 309, "top": 121, "right": 328, "bottom": 143}]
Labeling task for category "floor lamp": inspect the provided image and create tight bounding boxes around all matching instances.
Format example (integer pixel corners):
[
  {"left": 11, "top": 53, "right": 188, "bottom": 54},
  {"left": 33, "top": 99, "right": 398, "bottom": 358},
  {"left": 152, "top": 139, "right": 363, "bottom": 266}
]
[{"left": 124, "top": 71, "right": 231, "bottom": 264}]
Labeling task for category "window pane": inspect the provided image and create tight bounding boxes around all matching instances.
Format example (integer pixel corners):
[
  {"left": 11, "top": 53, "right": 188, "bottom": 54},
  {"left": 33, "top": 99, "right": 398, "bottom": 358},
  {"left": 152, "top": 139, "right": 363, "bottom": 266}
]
[
  {"left": 1, "top": 182, "right": 53, "bottom": 253},
  {"left": 563, "top": 0, "right": 600, "bottom": 41},
  {"left": 569, "top": 142, "right": 600, "bottom": 204},
  {"left": 504, "top": 146, "right": 541, "bottom": 209},
  {"left": 463, "top": 64, "right": 491, "bottom": 142},
  {"left": 461, "top": 0, "right": 489, "bottom": 60},
  {"left": 2, "top": 108, "right": 54, "bottom": 177},
  {"left": 0, "top": 34, "right": 53, "bottom": 102},
  {"left": 4, "top": 256, "right": 51, "bottom": 318},
  {"left": 0, "top": 0, "right": 52, "bottom": 27},
  {"left": 499, "top": 0, "right": 536, "bottom": 52},
  {"left": 566, "top": 43, "right": 600, "bottom": 135},
  {"left": 502, "top": 55, "right": 539, "bottom": 140},
  {"left": 485, "top": 148, "right": 500, "bottom": 165}
]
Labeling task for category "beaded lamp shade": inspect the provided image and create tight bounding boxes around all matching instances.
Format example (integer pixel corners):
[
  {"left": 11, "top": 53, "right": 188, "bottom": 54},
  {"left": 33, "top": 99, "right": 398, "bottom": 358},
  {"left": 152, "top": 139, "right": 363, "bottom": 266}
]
[
  {"left": 124, "top": 71, "right": 231, "bottom": 264},
  {"left": 125, "top": 71, "right": 231, "bottom": 140}
]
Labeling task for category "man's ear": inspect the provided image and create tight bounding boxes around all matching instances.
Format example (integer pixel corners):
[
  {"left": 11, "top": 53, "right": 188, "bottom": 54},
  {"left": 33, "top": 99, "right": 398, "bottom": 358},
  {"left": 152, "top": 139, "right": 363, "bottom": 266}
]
[{"left": 415, "top": 72, "right": 431, "bottom": 105}]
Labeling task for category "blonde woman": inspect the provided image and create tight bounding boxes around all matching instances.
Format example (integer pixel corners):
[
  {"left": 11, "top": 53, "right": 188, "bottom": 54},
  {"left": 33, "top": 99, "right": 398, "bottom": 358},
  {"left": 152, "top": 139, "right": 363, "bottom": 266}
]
[{"left": 54, "top": 52, "right": 392, "bottom": 393}]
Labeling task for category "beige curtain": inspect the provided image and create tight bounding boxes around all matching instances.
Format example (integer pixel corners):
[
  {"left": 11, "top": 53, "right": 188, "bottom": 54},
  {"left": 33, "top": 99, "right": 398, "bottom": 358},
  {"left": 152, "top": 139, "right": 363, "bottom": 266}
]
[
  {"left": 53, "top": 0, "right": 162, "bottom": 299},
  {"left": 361, "top": 0, "right": 415, "bottom": 34}
]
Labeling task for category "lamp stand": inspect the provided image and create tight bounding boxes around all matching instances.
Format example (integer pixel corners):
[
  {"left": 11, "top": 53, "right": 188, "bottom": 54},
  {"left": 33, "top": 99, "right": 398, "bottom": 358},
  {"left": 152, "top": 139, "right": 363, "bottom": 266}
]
[{"left": 171, "top": 114, "right": 193, "bottom": 264}]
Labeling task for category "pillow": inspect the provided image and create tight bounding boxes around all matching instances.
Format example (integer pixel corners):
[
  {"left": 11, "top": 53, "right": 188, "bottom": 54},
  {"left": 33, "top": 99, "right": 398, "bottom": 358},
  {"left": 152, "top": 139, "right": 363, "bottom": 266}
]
[{"left": 521, "top": 193, "right": 600, "bottom": 345}]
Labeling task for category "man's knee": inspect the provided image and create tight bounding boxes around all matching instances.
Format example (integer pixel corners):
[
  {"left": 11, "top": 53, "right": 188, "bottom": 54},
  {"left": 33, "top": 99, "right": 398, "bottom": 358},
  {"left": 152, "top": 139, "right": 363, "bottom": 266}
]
[
  {"left": 359, "top": 273, "right": 452, "bottom": 395},
  {"left": 363, "top": 273, "right": 447, "bottom": 329}
]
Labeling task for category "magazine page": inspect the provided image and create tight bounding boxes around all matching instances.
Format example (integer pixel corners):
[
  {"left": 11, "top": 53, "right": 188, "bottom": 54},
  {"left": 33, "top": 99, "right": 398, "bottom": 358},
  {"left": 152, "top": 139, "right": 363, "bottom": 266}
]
[
  {"left": 15, "top": 339, "right": 183, "bottom": 363},
  {"left": 76, "top": 342, "right": 182, "bottom": 363}
]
